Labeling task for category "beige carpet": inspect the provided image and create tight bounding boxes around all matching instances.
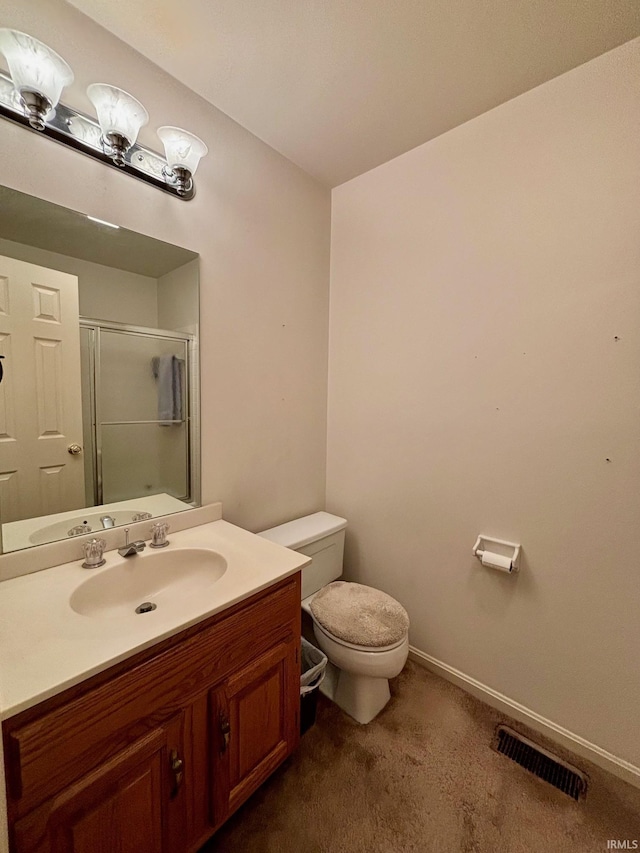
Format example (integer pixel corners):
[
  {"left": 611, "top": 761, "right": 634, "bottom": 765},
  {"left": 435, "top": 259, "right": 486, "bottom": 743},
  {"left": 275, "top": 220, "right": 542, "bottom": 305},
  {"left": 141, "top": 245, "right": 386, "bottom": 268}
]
[{"left": 202, "top": 661, "right": 640, "bottom": 853}]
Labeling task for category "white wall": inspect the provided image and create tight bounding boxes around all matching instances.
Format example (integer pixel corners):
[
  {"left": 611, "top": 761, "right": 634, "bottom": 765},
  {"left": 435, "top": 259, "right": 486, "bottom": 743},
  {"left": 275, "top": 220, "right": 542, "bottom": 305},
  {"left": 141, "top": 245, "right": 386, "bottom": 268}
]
[
  {"left": 0, "top": 237, "right": 159, "bottom": 326},
  {"left": 328, "top": 38, "right": 640, "bottom": 770},
  {"left": 0, "top": 0, "right": 331, "bottom": 535},
  {"left": 158, "top": 259, "right": 199, "bottom": 334}
]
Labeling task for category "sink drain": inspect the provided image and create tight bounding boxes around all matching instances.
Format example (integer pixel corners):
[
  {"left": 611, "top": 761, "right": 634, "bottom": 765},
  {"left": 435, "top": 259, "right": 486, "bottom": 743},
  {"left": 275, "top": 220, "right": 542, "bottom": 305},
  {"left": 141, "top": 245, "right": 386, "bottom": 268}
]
[{"left": 135, "top": 601, "right": 157, "bottom": 614}]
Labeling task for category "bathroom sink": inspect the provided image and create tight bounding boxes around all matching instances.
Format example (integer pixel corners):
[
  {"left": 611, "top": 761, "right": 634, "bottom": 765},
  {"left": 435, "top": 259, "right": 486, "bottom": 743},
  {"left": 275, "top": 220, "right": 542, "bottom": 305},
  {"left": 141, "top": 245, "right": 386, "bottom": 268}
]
[{"left": 70, "top": 548, "right": 228, "bottom": 618}]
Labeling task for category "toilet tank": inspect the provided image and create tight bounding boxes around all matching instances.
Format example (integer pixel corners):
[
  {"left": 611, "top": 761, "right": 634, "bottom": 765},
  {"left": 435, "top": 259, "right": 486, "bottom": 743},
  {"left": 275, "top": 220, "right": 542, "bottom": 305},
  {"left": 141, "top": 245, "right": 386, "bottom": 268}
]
[{"left": 258, "top": 512, "right": 347, "bottom": 600}]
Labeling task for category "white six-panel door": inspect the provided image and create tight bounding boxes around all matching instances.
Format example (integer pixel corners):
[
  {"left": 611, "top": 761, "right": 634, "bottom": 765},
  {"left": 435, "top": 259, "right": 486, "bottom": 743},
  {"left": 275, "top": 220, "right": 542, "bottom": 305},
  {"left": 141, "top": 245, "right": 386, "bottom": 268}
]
[{"left": 0, "top": 254, "right": 85, "bottom": 523}]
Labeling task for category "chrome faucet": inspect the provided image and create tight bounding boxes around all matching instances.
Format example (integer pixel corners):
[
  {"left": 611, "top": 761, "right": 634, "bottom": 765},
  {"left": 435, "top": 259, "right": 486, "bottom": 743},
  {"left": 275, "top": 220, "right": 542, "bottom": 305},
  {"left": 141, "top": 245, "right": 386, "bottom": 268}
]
[
  {"left": 118, "top": 527, "right": 146, "bottom": 557},
  {"left": 100, "top": 515, "right": 116, "bottom": 529}
]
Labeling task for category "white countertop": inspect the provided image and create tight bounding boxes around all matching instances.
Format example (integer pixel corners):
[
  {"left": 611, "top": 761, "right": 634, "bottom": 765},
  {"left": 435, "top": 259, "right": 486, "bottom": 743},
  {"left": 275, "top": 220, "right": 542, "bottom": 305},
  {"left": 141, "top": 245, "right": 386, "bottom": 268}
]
[{"left": 0, "top": 519, "right": 309, "bottom": 720}]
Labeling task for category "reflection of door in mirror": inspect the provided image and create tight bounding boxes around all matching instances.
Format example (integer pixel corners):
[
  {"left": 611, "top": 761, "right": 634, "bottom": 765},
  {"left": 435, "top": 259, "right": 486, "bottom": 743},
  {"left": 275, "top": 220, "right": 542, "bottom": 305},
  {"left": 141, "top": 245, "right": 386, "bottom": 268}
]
[{"left": 0, "top": 254, "right": 85, "bottom": 522}]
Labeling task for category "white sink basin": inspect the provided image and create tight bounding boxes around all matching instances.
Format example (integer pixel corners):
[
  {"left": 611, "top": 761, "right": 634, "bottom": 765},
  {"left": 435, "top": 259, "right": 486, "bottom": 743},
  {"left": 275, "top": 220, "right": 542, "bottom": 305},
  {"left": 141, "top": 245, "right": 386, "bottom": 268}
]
[{"left": 70, "top": 548, "right": 228, "bottom": 618}]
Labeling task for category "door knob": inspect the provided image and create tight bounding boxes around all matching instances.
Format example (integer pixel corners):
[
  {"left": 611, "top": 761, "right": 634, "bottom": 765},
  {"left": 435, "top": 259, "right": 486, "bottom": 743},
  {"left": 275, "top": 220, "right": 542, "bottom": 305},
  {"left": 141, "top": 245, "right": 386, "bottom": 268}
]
[{"left": 67, "top": 443, "right": 83, "bottom": 455}]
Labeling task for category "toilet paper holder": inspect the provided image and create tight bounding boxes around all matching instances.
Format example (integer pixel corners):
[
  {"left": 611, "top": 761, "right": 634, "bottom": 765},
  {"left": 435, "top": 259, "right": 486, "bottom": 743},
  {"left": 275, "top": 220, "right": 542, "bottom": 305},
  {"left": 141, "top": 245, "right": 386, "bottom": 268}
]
[{"left": 472, "top": 535, "right": 521, "bottom": 573}]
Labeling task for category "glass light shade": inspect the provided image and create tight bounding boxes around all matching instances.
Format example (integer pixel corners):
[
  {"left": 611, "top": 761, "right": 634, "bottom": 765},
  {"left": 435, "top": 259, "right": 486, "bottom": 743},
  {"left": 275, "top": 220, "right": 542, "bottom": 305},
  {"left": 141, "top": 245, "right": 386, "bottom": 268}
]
[
  {"left": 87, "top": 83, "right": 149, "bottom": 147},
  {"left": 0, "top": 29, "right": 73, "bottom": 107},
  {"left": 157, "top": 127, "right": 208, "bottom": 176}
]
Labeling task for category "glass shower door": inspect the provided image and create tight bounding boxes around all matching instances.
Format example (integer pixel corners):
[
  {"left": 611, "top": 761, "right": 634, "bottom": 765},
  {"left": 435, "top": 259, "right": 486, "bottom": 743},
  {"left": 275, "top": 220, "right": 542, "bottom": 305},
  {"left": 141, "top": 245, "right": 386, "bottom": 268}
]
[{"left": 96, "top": 328, "right": 189, "bottom": 504}]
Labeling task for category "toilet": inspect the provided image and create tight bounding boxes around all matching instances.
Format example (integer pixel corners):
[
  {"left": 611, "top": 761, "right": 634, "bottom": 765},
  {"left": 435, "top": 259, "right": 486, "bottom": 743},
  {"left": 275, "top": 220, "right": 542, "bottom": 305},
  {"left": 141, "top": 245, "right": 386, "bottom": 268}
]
[{"left": 259, "top": 512, "right": 409, "bottom": 724}]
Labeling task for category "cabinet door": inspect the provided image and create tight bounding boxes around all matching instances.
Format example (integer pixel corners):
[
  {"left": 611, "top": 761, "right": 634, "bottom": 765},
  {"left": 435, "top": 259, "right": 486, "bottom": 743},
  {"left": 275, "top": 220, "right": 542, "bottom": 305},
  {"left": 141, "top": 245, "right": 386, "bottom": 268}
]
[
  {"left": 211, "top": 637, "right": 299, "bottom": 825},
  {"left": 12, "top": 718, "right": 186, "bottom": 853}
]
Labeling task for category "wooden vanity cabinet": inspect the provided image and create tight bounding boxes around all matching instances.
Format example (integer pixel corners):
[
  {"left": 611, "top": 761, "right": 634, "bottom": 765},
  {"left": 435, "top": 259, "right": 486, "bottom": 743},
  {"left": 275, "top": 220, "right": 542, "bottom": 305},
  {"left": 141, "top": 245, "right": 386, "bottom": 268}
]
[{"left": 3, "top": 574, "right": 301, "bottom": 853}]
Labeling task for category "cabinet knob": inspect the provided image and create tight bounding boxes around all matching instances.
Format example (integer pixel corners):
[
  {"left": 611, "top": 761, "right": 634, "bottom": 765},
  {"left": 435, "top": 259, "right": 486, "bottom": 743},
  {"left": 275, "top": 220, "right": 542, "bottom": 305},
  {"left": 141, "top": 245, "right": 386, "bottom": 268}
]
[
  {"left": 220, "top": 713, "right": 231, "bottom": 754},
  {"left": 169, "top": 748, "right": 184, "bottom": 797}
]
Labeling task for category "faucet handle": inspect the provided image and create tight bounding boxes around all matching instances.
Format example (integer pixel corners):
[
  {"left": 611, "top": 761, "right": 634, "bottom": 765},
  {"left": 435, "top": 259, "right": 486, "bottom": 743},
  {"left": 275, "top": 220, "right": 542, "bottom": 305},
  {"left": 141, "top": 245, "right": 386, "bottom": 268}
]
[
  {"left": 69, "top": 523, "right": 92, "bottom": 537},
  {"left": 150, "top": 521, "right": 170, "bottom": 549},
  {"left": 81, "top": 537, "right": 106, "bottom": 569},
  {"left": 132, "top": 511, "right": 152, "bottom": 522}
]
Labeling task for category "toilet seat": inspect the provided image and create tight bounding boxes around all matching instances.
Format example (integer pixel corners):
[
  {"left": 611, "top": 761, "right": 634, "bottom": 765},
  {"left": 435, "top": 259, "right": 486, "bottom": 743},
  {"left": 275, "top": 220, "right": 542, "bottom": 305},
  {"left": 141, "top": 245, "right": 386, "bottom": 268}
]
[
  {"left": 302, "top": 589, "right": 408, "bottom": 652},
  {"left": 309, "top": 581, "right": 410, "bottom": 648}
]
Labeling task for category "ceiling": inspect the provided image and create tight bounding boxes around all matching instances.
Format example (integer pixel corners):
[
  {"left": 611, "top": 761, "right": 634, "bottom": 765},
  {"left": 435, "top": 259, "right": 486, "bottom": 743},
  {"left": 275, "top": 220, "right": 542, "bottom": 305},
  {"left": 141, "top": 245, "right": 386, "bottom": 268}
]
[
  {"left": 0, "top": 186, "right": 197, "bottom": 277},
  {"left": 66, "top": 0, "right": 640, "bottom": 187}
]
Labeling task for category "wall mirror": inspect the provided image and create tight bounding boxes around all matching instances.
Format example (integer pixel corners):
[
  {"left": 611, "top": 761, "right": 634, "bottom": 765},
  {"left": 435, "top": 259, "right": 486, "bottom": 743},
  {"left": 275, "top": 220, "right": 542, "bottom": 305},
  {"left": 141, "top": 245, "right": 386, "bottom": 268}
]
[{"left": 0, "top": 185, "right": 200, "bottom": 553}]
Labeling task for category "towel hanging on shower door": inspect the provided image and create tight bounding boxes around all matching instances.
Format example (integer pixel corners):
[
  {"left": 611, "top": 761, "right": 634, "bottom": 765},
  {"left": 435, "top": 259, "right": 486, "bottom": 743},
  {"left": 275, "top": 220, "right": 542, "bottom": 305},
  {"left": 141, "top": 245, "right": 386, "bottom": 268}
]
[{"left": 151, "top": 354, "right": 184, "bottom": 423}]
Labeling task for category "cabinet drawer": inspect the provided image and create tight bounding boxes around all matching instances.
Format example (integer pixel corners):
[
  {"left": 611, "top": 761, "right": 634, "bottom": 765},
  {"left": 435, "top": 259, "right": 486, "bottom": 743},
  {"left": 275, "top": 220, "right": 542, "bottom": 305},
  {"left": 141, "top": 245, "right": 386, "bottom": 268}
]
[{"left": 4, "top": 575, "right": 300, "bottom": 819}]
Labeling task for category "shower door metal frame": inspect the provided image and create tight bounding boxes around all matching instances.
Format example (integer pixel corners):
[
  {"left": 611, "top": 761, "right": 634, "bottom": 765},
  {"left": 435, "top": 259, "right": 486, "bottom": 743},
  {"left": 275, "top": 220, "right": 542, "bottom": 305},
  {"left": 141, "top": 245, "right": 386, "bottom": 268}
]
[{"left": 80, "top": 317, "right": 200, "bottom": 508}]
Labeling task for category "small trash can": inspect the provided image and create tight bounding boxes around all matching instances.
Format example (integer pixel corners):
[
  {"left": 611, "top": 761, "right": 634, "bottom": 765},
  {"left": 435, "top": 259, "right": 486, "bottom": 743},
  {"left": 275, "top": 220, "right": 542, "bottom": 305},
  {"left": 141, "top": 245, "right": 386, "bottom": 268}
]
[{"left": 300, "top": 638, "right": 327, "bottom": 734}]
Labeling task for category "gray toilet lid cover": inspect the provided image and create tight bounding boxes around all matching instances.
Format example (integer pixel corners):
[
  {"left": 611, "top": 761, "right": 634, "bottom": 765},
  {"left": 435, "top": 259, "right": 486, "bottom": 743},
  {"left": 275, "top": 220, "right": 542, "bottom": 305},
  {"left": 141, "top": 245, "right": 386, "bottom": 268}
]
[{"left": 310, "top": 581, "right": 409, "bottom": 647}]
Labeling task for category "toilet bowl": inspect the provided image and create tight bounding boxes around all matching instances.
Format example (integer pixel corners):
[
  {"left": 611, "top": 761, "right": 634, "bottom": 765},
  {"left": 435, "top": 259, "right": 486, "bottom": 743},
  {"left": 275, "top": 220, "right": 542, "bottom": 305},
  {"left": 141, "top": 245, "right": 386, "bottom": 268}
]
[
  {"left": 260, "top": 512, "right": 409, "bottom": 724},
  {"left": 303, "top": 592, "right": 409, "bottom": 723},
  {"left": 310, "top": 613, "right": 410, "bottom": 676}
]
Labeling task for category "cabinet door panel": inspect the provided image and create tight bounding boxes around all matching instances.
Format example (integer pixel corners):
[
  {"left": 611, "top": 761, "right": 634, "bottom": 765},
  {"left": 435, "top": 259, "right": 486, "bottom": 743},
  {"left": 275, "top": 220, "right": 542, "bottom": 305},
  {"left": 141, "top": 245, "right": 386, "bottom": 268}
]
[
  {"left": 232, "top": 651, "right": 287, "bottom": 786},
  {"left": 68, "top": 761, "right": 162, "bottom": 853},
  {"left": 13, "top": 722, "right": 185, "bottom": 853},
  {"left": 211, "top": 637, "right": 299, "bottom": 825}
]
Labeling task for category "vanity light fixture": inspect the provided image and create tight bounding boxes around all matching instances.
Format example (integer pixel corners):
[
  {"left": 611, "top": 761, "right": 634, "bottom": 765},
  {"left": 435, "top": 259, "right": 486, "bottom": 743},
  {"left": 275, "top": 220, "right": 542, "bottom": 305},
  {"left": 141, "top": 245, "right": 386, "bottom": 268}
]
[
  {"left": 0, "top": 29, "right": 73, "bottom": 130},
  {"left": 157, "top": 126, "right": 208, "bottom": 197},
  {"left": 0, "top": 28, "right": 206, "bottom": 200},
  {"left": 87, "top": 84, "right": 149, "bottom": 167}
]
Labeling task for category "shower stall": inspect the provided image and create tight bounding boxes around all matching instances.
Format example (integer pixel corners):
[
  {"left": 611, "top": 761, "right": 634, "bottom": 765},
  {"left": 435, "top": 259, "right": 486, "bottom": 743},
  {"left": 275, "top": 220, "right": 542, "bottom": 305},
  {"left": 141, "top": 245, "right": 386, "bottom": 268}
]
[{"left": 79, "top": 318, "right": 197, "bottom": 508}]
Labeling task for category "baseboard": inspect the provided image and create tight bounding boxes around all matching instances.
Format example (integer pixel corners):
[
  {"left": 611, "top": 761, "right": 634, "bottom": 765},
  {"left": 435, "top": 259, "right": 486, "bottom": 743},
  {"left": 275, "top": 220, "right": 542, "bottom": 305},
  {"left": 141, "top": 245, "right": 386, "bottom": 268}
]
[{"left": 408, "top": 646, "right": 640, "bottom": 790}]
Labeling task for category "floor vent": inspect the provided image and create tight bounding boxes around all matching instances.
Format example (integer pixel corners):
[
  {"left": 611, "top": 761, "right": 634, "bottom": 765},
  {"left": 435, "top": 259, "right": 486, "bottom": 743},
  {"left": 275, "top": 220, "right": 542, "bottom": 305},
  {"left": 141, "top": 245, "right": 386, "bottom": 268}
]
[{"left": 494, "top": 725, "right": 588, "bottom": 801}]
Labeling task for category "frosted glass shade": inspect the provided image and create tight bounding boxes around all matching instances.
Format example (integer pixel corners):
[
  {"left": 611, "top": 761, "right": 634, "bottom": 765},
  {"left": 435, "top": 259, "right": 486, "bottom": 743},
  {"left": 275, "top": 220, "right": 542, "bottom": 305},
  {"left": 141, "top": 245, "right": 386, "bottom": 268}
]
[
  {"left": 0, "top": 29, "right": 73, "bottom": 107},
  {"left": 157, "top": 127, "right": 208, "bottom": 176},
  {"left": 87, "top": 83, "right": 148, "bottom": 147}
]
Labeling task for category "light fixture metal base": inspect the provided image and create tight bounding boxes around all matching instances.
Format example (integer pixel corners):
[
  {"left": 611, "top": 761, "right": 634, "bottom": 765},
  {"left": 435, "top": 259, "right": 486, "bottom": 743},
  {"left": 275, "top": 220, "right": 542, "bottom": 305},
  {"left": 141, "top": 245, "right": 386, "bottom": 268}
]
[
  {"left": 19, "top": 89, "right": 52, "bottom": 131},
  {"left": 102, "top": 131, "right": 131, "bottom": 168},
  {"left": 162, "top": 165, "right": 193, "bottom": 197}
]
